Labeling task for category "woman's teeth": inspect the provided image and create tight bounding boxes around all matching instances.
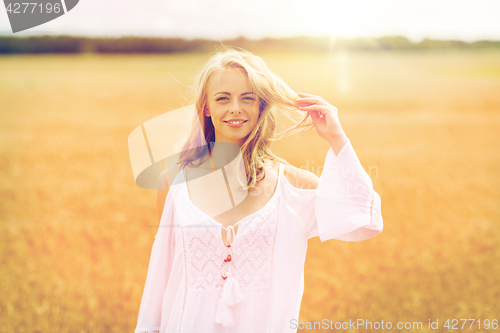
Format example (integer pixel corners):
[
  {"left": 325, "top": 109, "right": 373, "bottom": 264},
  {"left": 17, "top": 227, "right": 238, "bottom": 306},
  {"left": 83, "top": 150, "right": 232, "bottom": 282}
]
[{"left": 226, "top": 120, "right": 246, "bottom": 124}]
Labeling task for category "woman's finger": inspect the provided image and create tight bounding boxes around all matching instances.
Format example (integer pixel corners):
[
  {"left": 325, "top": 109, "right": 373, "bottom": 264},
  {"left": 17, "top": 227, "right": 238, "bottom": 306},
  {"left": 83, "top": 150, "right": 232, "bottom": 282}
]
[
  {"left": 308, "top": 110, "right": 320, "bottom": 123},
  {"left": 295, "top": 97, "right": 326, "bottom": 106},
  {"left": 298, "top": 92, "right": 326, "bottom": 102},
  {"left": 298, "top": 104, "right": 329, "bottom": 114}
]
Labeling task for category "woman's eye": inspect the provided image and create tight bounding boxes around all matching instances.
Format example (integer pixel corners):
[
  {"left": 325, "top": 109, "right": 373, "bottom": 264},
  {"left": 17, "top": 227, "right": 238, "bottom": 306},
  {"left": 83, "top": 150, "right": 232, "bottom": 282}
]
[
  {"left": 216, "top": 97, "right": 228, "bottom": 101},
  {"left": 243, "top": 97, "right": 255, "bottom": 101}
]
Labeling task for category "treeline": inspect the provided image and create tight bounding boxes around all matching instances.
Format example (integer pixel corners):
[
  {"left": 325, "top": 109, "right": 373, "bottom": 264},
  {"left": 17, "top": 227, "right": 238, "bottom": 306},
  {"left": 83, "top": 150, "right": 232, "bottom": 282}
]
[{"left": 0, "top": 35, "right": 499, "bottom": 54}]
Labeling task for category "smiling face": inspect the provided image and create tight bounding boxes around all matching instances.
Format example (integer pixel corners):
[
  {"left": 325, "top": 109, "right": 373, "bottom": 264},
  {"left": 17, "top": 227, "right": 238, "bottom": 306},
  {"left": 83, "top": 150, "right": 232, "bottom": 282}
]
[{"left": 204, "top": 67, "right": 260, "bottom": 147}]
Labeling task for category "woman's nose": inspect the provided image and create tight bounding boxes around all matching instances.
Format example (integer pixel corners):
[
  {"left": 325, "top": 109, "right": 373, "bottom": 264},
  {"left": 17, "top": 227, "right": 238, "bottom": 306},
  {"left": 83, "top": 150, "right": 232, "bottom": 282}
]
[{"left": 230, "top": 100, "right": 241, "bottom": 114}]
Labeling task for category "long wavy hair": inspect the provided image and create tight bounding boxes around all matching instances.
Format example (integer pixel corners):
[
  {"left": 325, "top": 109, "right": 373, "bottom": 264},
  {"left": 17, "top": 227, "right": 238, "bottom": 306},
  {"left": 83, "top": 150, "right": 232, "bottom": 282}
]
[{"left": 177, "top": 46, "right": 314, "bottom": 189}]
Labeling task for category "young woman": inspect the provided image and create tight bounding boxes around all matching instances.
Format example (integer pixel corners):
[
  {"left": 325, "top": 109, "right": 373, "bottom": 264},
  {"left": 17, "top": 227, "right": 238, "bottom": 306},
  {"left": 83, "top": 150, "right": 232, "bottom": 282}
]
[{"left": 135, "top": 48, "right": 383, "bottom": 333}]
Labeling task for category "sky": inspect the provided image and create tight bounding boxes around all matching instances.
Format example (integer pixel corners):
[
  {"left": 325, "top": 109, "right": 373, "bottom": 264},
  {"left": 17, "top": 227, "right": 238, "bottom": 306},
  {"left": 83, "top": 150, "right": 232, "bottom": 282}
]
[{"left": 1, "top": 0, "right": 499, "bottom": 41}]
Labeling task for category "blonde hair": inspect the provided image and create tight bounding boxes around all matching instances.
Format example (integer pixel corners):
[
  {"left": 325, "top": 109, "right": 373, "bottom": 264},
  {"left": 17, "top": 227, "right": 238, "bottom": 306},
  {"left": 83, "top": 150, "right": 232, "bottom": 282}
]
[{"left": 178, "top": 46, "right": 314, "bottom": 189}]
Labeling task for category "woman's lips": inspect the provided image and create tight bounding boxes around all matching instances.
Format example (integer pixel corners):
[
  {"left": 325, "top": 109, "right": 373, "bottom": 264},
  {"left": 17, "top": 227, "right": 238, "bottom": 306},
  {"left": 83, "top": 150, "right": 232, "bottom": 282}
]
[{"left": 224, "top": 120, "right": 247, "bottom": 128}]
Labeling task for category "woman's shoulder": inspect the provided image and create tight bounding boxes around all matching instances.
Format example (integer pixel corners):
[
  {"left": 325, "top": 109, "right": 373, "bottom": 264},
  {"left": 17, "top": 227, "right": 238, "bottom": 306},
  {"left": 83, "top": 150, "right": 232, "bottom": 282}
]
[{"left": 282, "top": 162, "right": 319, "bottom": 190}]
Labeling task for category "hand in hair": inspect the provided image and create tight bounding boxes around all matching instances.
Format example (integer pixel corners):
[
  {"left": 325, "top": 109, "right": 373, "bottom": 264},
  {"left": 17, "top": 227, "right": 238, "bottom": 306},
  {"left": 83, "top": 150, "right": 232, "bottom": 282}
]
[{"left": 295, "top": 92, "right": 348, "bottom": 156}]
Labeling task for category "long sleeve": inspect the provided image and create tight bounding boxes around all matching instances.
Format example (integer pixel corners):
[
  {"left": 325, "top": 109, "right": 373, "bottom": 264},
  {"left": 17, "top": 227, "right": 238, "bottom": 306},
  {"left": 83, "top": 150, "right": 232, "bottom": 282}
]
[
  {"left": 135, "top": 189, "right": 176, "bottom": 333},
  {"left": 307, "top": 138, "right": 383, "bottom": 242}
]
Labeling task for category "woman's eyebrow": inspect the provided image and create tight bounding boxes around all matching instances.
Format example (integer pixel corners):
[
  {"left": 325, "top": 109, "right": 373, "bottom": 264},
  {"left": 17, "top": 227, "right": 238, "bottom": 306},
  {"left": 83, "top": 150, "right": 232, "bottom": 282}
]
[{"left": 214, "top": 91, "right": 255, "bottom": 96}]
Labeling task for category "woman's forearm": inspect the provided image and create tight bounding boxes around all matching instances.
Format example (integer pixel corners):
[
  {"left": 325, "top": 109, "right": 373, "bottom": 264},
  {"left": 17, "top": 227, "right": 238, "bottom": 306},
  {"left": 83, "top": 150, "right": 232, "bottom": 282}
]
[{"left": 327, "top": 129, "right": 349, "bottom": 157}]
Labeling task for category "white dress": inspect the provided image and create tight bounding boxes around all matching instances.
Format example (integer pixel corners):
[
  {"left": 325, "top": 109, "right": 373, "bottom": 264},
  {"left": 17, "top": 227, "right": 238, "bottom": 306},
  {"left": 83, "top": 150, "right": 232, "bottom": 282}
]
[{"left": 135, "top": 138, "right": 383, "bottom": 333}]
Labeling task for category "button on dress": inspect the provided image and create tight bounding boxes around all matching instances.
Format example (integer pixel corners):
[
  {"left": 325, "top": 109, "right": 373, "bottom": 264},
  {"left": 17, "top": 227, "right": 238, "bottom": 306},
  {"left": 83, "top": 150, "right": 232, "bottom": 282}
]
[{"left": 135, "top": 138, "right": 384, "bottom": 333}]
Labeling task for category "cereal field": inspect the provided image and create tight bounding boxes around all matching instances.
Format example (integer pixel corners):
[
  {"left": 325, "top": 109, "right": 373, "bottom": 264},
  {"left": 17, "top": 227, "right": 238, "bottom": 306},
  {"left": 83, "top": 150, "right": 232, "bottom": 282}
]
[{"left": 0, "top": 49, "right": 499, "bottom": 332}]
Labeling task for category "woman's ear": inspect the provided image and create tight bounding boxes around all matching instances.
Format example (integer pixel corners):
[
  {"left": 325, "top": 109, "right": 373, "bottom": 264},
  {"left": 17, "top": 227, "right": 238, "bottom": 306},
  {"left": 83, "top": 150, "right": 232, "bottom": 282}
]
[{"left": 204, "top": 107, "right": 210, "bottom": 117}]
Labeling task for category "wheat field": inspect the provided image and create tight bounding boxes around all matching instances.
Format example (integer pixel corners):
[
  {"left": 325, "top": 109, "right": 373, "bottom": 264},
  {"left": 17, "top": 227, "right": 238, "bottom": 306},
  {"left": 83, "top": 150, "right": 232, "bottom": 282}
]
[{"left": 0, "top": 49, "right": 499, "bottom": 332}]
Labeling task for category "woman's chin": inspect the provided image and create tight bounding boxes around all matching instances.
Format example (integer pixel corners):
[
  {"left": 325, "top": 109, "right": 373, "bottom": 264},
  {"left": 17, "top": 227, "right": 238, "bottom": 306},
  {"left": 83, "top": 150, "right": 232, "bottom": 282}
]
[{"left": 214, "top": 133, "right": 251, "bottom": 146}]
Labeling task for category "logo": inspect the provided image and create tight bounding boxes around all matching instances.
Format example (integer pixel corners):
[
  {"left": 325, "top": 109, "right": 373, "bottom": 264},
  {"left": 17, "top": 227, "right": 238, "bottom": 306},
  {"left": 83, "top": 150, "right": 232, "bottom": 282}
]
[
  {"left": 128, "top": 105, "right": 250, "bottom": 218},
  {"left": 3, "top": 0, "right": 79, "bottom": 33}
]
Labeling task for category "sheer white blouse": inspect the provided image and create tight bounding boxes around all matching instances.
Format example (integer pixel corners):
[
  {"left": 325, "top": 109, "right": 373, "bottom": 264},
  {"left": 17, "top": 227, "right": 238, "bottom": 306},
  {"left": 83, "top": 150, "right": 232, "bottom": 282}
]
[{"left": 135, "top": 138, "right": 383, "bottom": 333}]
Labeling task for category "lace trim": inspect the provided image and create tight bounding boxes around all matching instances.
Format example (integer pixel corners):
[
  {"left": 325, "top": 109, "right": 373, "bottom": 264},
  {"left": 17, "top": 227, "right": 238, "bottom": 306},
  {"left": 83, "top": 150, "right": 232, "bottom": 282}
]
[{"left": 369, "top": 191, "right": 375, "bottom": 226}]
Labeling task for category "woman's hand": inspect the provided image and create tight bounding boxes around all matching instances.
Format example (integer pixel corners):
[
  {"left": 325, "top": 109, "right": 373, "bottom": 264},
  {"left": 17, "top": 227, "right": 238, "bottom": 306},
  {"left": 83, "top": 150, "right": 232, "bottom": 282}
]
[{"left": 294, "top": 92, "right": 348, "bottom": 149}]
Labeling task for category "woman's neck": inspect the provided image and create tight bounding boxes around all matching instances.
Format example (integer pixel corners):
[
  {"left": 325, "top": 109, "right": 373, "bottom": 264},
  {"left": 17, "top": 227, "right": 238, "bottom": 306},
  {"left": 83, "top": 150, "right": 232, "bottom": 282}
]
[
  {"left": 209, "top": 141, "right": 242, "bottom": 169},
  {"left": 209, "top": 141, "right": 247, "bottom": 187}
]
